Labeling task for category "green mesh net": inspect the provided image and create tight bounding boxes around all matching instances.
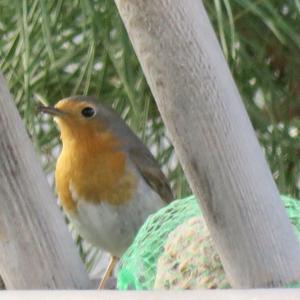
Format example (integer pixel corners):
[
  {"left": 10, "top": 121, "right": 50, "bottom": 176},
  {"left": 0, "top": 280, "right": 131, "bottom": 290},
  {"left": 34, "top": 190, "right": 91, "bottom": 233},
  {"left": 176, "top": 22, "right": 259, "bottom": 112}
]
[{"left": 117, "top": 195, "right": 300, "bottom": 290}]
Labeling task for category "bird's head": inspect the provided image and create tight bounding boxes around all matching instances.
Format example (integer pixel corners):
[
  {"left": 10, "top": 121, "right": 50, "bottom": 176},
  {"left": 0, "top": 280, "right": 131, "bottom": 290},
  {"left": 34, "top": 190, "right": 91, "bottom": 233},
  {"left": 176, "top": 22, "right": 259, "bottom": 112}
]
[{"left": 38, "top": 96, "right": 118, "bottom": 145}]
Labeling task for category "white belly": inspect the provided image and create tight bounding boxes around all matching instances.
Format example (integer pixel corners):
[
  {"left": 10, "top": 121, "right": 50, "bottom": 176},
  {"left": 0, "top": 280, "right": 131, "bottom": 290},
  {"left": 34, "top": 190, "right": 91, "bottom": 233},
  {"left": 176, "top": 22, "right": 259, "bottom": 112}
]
[{"left": 67, "top": 177, "right": 165, "bottom": 257}]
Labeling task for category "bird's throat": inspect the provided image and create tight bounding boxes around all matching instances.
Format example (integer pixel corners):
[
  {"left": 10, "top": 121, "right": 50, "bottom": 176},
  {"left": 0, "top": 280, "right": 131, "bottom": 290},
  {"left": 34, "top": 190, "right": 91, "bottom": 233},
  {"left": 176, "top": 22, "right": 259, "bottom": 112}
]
[{"left": 55, "top": 132, "right": 137, "bottom": 214}]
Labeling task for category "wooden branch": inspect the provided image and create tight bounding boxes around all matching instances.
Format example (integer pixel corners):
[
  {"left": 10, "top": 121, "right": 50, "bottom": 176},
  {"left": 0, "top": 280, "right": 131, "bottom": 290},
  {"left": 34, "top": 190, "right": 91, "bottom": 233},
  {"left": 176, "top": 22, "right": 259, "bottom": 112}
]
[
  {"left": 114, "top": 0, "right": 300, "bottom": 287},
  {"left": 0, "top": 74, "right": 92, "bottom": 289}
]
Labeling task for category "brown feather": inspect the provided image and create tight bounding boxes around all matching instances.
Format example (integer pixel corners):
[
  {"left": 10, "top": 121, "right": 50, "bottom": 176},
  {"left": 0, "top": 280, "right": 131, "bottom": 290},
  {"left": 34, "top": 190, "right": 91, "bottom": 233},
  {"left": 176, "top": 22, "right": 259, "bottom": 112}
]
[{"left": 129, "top": 148, "right": 173, "bottom": 203}]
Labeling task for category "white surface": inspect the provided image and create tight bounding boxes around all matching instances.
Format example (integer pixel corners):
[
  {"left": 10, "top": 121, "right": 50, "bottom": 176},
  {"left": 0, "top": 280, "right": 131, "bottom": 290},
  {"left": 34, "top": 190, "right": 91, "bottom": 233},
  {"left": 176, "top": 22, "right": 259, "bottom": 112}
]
[{"left": 1, "top": 290, "right": 300, "bottom": 300}]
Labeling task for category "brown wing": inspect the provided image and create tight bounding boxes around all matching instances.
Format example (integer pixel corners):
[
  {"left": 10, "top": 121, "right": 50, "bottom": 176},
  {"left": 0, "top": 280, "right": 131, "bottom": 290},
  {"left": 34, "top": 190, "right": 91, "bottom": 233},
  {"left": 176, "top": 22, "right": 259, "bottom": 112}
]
[{"left": 129, "top": 147, "right": 173, "bottom": 203}]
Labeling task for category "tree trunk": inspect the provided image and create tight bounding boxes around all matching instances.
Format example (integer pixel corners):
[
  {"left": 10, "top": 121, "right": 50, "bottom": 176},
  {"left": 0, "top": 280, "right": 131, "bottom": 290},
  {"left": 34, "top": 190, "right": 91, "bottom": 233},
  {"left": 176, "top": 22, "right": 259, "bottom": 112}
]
[
  {"left": 0, "top": 74, "right": 92, "bottom": 289},
  {"left": 114, "top": 0, "right": 300, "bottom": 288}
]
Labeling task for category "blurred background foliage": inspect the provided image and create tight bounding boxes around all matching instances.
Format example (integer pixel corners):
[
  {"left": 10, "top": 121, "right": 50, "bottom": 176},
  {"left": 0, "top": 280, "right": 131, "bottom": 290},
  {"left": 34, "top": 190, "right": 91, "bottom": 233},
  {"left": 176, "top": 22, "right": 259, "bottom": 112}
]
[{"left": 0, "top": 0, "right": 299, "bottom": 272}]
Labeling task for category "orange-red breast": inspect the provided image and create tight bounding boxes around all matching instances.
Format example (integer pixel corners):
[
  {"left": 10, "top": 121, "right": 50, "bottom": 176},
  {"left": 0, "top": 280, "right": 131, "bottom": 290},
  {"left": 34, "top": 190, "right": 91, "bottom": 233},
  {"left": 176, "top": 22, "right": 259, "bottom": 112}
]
[{"left": 39, "top": 95, "right": 173, "bottom": 288}]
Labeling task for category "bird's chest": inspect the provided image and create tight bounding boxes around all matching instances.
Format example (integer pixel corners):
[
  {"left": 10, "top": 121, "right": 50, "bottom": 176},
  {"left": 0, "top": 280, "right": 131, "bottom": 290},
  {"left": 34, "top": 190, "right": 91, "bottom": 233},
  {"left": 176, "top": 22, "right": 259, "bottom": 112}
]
[
  {"left": 54, "top": 141, "right": 165, "bottom": 256},
  {"left": 65, "top": 174, "right": 165, "bottom": 257},
  {"left": 55, "top": 145, "right": 137, "bottom": 213}
]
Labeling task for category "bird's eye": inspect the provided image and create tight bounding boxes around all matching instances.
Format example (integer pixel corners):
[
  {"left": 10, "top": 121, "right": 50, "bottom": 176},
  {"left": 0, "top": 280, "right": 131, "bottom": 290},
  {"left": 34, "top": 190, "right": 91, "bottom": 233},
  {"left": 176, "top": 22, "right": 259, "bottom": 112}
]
[{"left": 81, "top": 107, "right": 95, "bottom": 118}]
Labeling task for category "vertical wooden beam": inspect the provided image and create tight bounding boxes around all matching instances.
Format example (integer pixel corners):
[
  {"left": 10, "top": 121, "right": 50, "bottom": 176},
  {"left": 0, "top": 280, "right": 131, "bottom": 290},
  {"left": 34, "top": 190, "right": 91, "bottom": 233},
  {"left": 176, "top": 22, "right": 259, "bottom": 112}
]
[
  {"left": 0, "top": 74, "right": 92, "bottom": 289},
  {"left": 114, "top": 0, "right": 300, "bottom": 287}
]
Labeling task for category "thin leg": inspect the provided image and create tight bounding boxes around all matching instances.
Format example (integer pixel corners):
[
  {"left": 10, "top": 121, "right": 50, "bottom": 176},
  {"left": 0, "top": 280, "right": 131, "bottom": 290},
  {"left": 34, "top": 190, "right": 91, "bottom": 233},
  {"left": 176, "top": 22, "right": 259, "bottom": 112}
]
[{"left": 98, "top": 255, "right": 118, "bottom": 289}]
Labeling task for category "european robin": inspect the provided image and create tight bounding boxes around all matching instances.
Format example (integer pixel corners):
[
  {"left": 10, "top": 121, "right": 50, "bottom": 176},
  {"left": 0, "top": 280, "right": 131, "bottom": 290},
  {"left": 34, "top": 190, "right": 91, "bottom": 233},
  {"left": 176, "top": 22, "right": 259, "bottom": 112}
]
[{"left": 39, "top": 96, "right": 173, "bottom": 288}]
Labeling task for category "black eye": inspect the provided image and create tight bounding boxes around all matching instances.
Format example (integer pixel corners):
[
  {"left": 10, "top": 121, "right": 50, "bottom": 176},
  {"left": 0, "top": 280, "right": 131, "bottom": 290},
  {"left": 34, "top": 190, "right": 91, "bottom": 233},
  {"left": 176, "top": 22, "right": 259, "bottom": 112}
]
[{"left": 81, "top": 107, "right": 95, "bottom": 118}]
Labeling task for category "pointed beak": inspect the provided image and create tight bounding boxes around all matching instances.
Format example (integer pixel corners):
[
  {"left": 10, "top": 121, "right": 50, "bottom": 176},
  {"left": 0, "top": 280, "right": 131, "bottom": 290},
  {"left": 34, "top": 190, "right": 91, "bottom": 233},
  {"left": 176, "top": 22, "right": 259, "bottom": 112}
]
[{"left": 37, "top": 105, "right": 65, "bottom": 117}]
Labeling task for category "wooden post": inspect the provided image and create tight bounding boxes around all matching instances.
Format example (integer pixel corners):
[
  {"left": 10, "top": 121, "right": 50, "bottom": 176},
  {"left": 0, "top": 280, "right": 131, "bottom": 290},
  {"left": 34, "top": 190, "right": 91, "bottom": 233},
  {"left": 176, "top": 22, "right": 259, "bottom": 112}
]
[
  {"left": 114, "top": 0, "right": 300, "bottom": 287},
  {"left": 0, "top": 73, "right": 92, "bottom": 289}
]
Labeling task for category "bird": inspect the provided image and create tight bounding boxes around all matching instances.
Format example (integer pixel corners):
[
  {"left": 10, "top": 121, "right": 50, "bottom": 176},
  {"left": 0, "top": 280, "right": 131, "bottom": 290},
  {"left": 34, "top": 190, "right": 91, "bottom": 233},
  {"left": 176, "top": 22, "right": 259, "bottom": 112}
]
[{"left": 38, "top": 95, "right": 173, "bottom": 288}]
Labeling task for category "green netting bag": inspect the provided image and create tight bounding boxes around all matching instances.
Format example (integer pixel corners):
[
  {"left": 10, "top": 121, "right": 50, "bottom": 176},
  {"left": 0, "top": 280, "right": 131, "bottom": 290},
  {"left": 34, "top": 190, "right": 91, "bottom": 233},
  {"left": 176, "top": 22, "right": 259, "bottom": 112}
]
[{"left": 117, "top": 195, "right": 300, "bottom": 290}]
